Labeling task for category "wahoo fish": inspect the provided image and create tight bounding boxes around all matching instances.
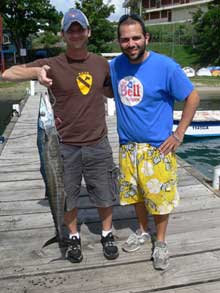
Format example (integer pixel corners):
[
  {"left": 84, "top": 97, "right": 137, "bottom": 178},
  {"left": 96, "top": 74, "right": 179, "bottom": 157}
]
[{"left": 38, "top": 90, "right": 66, "bottom": 257}]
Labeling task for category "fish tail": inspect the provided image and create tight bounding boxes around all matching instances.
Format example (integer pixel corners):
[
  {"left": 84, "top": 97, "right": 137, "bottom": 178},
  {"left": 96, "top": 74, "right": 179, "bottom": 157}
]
[{"left": 42, "top": 235, "right": 58, "bottom": 248}]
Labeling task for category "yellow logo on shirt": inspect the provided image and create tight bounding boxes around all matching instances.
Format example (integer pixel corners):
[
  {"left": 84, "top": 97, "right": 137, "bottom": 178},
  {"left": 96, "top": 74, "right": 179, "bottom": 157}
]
[{"left": 76, "top": 72, "right": 93, "bottom": 95}]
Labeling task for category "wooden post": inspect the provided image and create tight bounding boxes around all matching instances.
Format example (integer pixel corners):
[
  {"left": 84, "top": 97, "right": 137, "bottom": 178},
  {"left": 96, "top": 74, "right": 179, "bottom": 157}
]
[
  {"left": 30, "top": 80, "right": 35, "bottom": 96},
  {"left": 107, "top": 98, "right": 116, "bottom": 116},
  {"left": 213, "top": 165, "right": 220, "bottom": 190}
]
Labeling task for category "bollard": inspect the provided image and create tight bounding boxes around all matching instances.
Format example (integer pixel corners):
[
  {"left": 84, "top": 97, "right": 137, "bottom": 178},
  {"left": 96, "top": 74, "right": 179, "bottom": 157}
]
[
  {"left": 12, "top": 104, "right": 21, "bottom": 117},
  {"left": 30, "top": 80, "right": 35, "bottom": 96},
  {"left": 107, "top": 98, "right": 116, "bottom": 116},
  {"left": 212, "top": 165, "right": 220, "bottom": 190}
]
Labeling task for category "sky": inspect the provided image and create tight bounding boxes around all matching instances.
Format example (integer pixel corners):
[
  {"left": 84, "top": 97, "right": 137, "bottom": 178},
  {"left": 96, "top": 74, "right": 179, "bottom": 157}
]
[{"left": 50, "top": 0, "right": 125, "bottom": 21}]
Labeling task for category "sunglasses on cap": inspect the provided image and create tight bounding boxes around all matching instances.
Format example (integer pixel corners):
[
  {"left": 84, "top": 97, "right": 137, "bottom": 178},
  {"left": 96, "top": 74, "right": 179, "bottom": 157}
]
[
  {"left": 119, "top": 13, "right": 145, "bottom": 25},
  {"left": 118, "top": 13, "right": 148, "bottom": 37}
]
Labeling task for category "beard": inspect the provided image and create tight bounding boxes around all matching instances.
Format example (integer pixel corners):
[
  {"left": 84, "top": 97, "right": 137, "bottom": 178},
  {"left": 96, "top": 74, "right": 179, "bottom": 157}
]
[{"left": 121, "top": 42, "right": 147, "bottom": 62}]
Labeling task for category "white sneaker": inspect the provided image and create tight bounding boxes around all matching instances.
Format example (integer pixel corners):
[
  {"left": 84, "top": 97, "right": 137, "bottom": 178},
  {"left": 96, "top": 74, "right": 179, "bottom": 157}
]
[
  {"left": 152, "top": 240, "right": 169, "bottom": 270},
  {"left": 122, "top": 230, "right": 151, "bottom": 252}
]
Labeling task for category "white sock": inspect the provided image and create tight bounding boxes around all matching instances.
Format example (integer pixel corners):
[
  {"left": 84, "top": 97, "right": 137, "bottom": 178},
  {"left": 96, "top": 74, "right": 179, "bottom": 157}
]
[
  {"left": 141, "top": 231, "right": 149, "bottom": 236},
  {"left": 102, "top": 229, "right": 112, "bottom": 237},
  {"left": 69, "top": 232, "right": 80, "bottom": 239}
]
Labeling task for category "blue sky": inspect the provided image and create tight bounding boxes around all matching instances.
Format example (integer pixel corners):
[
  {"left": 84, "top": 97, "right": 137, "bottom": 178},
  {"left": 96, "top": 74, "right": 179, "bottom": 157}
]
[{"left": 50, "top": 0, "right": 124, "bottom": 21}]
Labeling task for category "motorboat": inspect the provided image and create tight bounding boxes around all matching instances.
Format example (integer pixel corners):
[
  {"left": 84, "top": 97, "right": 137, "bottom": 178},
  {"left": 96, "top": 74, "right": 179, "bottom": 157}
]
[{"left": 173, "top": 110, "right": 220, "bottom": 137}]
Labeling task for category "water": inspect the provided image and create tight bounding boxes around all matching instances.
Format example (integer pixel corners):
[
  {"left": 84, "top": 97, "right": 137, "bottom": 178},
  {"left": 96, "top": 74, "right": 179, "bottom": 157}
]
[
  {"left": 177, "top": 137, "right": 220, "bottom": 179},
  {"left": 175, "top": 92, "right": 220, "bottom": 111},
  {"left": 0, "top": 100, "right": 15, "bottom": 135},
  {"left": 175, "top": 90, "right": 220, "bottom": 180}
]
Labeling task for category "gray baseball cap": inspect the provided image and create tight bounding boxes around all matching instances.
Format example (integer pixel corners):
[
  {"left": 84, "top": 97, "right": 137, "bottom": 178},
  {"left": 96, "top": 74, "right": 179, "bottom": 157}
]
[{"left": 62, "top": 8, "right": 90, "bottom": 32}]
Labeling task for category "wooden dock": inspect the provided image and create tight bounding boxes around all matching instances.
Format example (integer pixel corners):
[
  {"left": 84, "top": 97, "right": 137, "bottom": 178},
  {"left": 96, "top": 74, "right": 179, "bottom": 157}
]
[{"left": 1, "top": 84, "right": 220, "bottom": 292}]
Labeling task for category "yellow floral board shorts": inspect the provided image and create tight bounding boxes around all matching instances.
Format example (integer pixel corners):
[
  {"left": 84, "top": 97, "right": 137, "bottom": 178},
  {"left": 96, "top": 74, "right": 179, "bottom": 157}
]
[{"left": 119, "top": 143, "right": 179, "bottom": 215}]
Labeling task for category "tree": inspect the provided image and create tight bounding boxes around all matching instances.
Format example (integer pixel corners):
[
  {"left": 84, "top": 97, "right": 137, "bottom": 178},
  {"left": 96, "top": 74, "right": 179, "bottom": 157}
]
[
  {"left": 75, "top": 0, "right": 115, "bottom": 53},
  {"left": 192, "top": 1, "right": 220, "bottom": 65},
  {"left": 0, "top": 0, "right": 62, "bottom": 54},
  {"left": 122, "top": 0, "right": 141, "bottom": 15},
  {"left": 32, "top": 31, "right": 61, "bottom": 49}
]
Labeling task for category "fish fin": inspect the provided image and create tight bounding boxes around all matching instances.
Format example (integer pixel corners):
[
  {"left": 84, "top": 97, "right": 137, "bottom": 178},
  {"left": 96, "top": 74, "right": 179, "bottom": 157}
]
[
  {"left": 42, "top": 235, "right": 58, "bottom": 248},
  {"left": 42, "top": 236, "right": 67, "bottom": 260}
]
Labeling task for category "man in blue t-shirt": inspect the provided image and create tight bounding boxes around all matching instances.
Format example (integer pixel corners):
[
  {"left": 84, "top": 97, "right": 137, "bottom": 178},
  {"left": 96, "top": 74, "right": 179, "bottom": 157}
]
[{"left": 110, "top": 14, "right": 200, "bottom": 270}]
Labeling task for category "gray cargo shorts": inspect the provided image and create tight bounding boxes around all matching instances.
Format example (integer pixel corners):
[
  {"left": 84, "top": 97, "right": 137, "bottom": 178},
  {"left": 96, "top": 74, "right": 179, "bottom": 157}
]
[{"left": 60, "top": 137, "right": 119, "bottom": 211}]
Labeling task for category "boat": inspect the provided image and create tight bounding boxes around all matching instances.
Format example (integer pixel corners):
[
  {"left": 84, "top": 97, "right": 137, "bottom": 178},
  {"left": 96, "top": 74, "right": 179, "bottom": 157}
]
[
  {"left": 196, "top": 67, "right": 212, "bottom": 76},
  {"left": 182, "top": 66, "right": 195, "bottom": 77},
  {"left": 173, "top": 110, "right": 220, "bottom": 137},
  {"left": 207, "top": 66, "right": 220, "bottom": 76}
]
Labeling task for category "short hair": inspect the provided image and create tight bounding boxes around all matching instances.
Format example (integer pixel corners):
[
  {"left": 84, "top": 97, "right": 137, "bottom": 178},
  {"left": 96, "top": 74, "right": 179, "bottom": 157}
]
[{"left": 117, "top": 14, "right": 148, "bottom": 39}]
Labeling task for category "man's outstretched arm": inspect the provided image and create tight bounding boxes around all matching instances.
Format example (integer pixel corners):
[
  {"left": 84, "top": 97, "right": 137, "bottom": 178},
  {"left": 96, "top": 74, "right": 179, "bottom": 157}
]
[{"left": 2, "top": 64, "right": 53, "bottom": 87}]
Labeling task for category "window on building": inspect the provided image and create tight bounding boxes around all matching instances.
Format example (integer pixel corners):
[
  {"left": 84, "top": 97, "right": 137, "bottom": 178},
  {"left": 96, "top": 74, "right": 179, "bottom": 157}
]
[
  {"left": 161, "top": 10, "right": 168, "bottom": 18},
  {"left": 168, "top": 10, "right": 172, "bottom": 21},
  {"left": 143, "top": 13, "right": 149, "bottom": 20},
  {"left": 150, "top": 11, "right": 160, "bottom": 19},
  {"left": 156, "top": 0, "right": 161, "bottom": 8},
  {"left": 3, "top": 34, "right": 10, "bottom": 45},
  {"left": 162, "top": 0, "right": 172, "bottom": 5},
  {"left": 150, "top": 0, "right": 156, "bottom": 8},
  {"left": 143, "top": 0, "right": 150, "bottom": 9}
]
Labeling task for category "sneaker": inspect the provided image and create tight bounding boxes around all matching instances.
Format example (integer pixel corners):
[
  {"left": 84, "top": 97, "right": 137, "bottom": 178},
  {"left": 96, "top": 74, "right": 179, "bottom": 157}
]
[
  {"left": 66, "top": 236, "right": 83, "bottom": 263},
  {"left": 152, "top": 240, "right": 169, "bottom": 270},
  {"left": 101, "top": 232, "right": 119, "bottom": 260},
  {"left": 122, "top": 230, "right": 151, "bottom": 252}
]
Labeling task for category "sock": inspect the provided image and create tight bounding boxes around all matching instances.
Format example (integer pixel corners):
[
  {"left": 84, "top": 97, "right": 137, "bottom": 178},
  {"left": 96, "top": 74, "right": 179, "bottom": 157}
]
[
  {"left": 69, "top": 232, "right": 80, "bottom": 239},
  {"left": 102, "top": 229, "right": 112, "bottom": 237},
  {"left": 141, "top": 231, "right": 149, "bottom": 236}
]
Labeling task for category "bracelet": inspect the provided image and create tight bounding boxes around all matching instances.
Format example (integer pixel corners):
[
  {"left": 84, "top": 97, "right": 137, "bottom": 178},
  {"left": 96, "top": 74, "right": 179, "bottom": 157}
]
[{"left": 172, "top": 132, "right": 183, "bottom": 143}]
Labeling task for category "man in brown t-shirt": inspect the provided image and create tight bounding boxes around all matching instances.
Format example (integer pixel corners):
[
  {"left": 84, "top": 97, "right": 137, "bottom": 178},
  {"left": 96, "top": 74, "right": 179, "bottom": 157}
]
[{"left": 2, "top": 8, "right": 119, "bottom": 263}]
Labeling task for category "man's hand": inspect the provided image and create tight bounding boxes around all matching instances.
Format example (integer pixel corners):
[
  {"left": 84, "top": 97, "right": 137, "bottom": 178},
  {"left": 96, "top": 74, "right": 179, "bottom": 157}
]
[
  {"left": 37, "top": 65, "right": 53, "bottom": 87},
  {"left": 159, "top": 133, "right": 182, "bottom": 155}
]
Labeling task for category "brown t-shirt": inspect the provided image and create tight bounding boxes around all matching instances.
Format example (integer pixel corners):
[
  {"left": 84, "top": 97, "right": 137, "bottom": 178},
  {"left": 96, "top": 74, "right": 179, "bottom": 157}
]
[{"left": 27, "top": 53, "right": 112, "bottom": 145}]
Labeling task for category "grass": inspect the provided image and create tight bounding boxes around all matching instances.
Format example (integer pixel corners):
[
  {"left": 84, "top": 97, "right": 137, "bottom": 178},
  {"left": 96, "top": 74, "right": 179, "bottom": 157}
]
[
  {"left": 190, "top": 76, "right": 220, "bottom": 87},
  {"left": 0, "top": 81, "right": 29, "bottom": 101},
  {"left": 148, "top": 43, "right": 198, "bottom": 67},
  {"left": 0, "top": 81, "right": 29, "bottom": 135}
]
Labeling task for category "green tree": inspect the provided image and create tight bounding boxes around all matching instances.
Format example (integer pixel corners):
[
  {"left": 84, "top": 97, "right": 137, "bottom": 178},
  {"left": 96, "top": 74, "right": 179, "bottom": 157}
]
[
  {"left": 122, "top": 0, "right": 141, "bottom": 15},
  {"left": 192, "top": 0, "right": 220, "bottom": 65},
  {"left": 75, "top": 0, "right": 115, "bottom": 53},
  {"left": 32, "top": 31, "right": 61, "bottom": 49},
  {"left": 0, "top": 0, "right": 62, "bottom": 53}
]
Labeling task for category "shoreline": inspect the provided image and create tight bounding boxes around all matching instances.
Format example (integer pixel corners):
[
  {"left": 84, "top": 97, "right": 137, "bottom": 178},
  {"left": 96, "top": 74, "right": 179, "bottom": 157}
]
[
  {"left": 195, "top": 86, "right": 220, "bottom": 92},
  {"left": 0, "top": 85, "right": 219, "bottom": 102}
]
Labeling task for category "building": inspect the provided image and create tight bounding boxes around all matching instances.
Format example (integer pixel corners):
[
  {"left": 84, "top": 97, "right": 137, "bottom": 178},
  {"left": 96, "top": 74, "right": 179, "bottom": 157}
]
[
  {"left": 0, "top": 16, "right": 16, "bottom": 72},
  {"left": 123, "top": 0, "right": 213, "bottom": 25}
]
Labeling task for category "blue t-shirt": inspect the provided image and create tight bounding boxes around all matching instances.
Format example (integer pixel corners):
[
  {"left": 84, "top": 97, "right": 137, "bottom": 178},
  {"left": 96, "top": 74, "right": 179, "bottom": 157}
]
[{"left": 110, "top": 51, "right": 194, "bottom": 147}]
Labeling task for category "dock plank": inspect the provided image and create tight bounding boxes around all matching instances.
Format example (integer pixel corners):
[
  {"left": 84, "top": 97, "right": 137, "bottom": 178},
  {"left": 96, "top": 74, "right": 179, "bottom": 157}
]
[
  {"left": 0, "top": 191, "right": 219, "bottom": 216},
  {"left": 1, "top": 83, "right": 220, "bottom": 292},
  {"left": 1, "top": 251, "right": 220, "bottom": 293}
]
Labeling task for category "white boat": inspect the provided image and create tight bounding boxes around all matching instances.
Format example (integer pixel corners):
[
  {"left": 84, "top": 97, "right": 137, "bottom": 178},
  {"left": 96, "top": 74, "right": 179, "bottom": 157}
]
[
  {"left": 173, "top": 110, "right": 220, "bottom": 137},
  {"left": 196, "top": 67, "right": 212, "bottom": 76},
  {"left": 182, "top": 66, "right": 195, "bottom": 77}
]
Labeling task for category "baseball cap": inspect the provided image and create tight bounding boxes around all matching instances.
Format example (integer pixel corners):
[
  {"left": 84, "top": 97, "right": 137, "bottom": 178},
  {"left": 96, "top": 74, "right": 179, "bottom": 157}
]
[{"left": 62, "top": 8, "right": 90, "bottom": 32}]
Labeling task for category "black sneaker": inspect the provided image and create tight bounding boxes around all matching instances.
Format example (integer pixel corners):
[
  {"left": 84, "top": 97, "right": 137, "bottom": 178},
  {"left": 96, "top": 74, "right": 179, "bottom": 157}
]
[
  {"left": 66, "top": 236, "right": 83, "bottom": 263},
  {"left": 101, "top": 232, "right": 119, "bottom": 260}
]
